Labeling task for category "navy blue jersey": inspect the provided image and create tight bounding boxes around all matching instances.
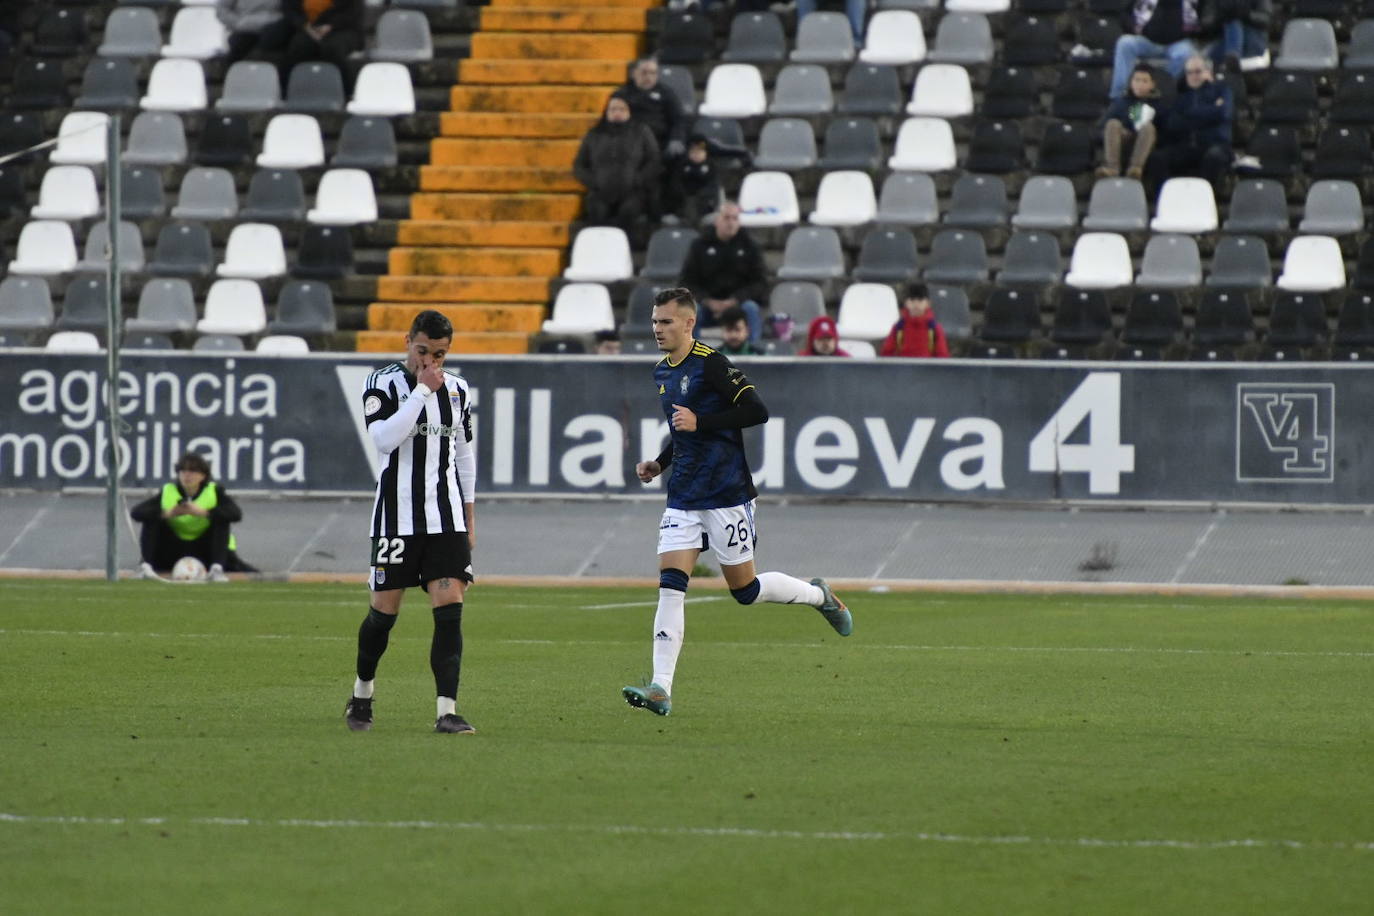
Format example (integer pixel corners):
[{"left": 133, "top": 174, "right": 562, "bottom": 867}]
[{"left": 654, "top": 342, "right": 759, "bottom": 510}]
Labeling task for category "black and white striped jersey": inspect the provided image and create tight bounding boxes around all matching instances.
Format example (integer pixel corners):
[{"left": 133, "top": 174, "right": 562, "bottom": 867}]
[{"left": 362, "top": 362, "right": 476, "bottom": 537}]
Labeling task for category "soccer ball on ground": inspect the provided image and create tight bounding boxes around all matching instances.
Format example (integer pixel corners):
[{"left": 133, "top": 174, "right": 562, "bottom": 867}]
[{"left": 171, "top": 556, "right": 208, "bottom": 582}]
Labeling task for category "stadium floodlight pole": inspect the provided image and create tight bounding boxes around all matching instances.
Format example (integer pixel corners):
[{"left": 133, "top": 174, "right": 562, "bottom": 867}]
[{"left": 104, "top": 114, "right": 123, "bottom": 583}]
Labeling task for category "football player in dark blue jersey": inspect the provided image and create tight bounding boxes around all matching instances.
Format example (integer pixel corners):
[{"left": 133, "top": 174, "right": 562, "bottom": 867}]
[{"left": 622, "top": 288, "right": 852, "bottom": 717}]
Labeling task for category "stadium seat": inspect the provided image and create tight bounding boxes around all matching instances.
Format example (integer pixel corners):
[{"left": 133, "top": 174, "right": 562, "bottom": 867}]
[
  {"left": 818, "top": 118, "right": 882, "bottom": 171},
  {"left": 693, "top": 117, "right": 745, "bottom": 150},
  {"left": 1151, "top": 178, "right": 1218, "bottom": 232},
  {"left": 332, "top": 116, "right": 398, "bottom": 168},
  {"left": 171, "top": 167, "right": 239, "bottom": 220},
  {"left": 840, "top": 338, "right": 878, "bottom": 357},
  {"left": 997, "top": 231, "right": 1062, "bottom": 287},
  {"left": 698, "top": 65, "right": 767, "bottom": 118},
  {"left": 543, "top": 283, "right": 614, "bottom": 333},
  {"left": 979, "top": 289, "right": 1039, "bottom": 344},
  {"left": 1266, "top": 292, "right": 1329, "bottom": 350},
  {"left": 217, "top": 62, "right": 283, "bottom": 112},
  {"left": 852, "top": 228, "right": 920, "bottom": 283},
  {"left": 1330, "top": 71, "right": 1374, "bottom": 124},
  {"left": 119, "top": 165, "right": 168, "bottom": 220},
  {"left": 738, "top": 172, "right": 800, "bottom": 227},
  {"left": 195, "top": 334, "right": 247, "bottom": 352},
  {"left": 0, "top": 165, "right": 24, "bottom": 218},
  {"left": 1334, "top": 293, "right": 1374, "bottom": 350},
  {"left": 9, "top": 60, "right": 69, "bottom": 110},
  {"left": 76, "top": 221, "right": 144, "bottom": 274},
  {"left": 982, "top": 66, "right": 1038, "bottom": 119},
  {"left": 1035, "top": 121, "right": 1094, "bottom": 175},
  {"left": 1355, "top": 237, "right": 1374, "bottom": 289},
  {"left": 196, "top": 114, "right": 254, "bottom": 167},
  {"left": 348, "top": 63, "right": 416, "bottom": 117},
  {"left": 838, "top": 63, "right": 902, "bottom": 117},
  {"left": 126, "top": 279, "right": 197, "bottom": 333},
  {"left": 1052, "top": 68, "right": 1109, "bottom": 120},
  {"left": 1241, "top": 125, "right": 1302, "bottom": 180},
  {"left": 1206, "top": 236, "right": 1272, "bottom": 289},
  {"left": 372, "top": 9, "right": 433, "bottom": 62},
  {"left": 721, "top": 12, "right": 787, "bottom": 64},
  {"left": 75, "top": 58, "right": 140, "bottom": 111},
  {"left": 928, "top": 13, "right": 994, "bottom": 65},
  {"left": 564, "top": 227, "right": 633, "bottom": 282},
  {"left": 292, "top": 225, "right": 353, "bottom": 279},
  {"left": 162, "top": 6, "right": 228, "bottom": 59},
  {"left": 98, "top": 7, "right": 163, "bottom": 58},
  {"left": 768, "top": 282, "right": 825, "bottom": 335},
  {"left": 286, "top": 62, "right": 346, "bottom": 113},
  {"left": 1275, "top": 19, "right": 1339, "bottom": 71},
  {"left": 1346, "top": 20, "right": 1374, "bottom": 70},
  {"left": 754, "top": 119, "right": 819, "bottom": 171},
  {"left": 640, "top": 227, "right": 697, "bottom": 281},
  {"left": 0, "top": 113, "right": 44, "bottom": 162},
  {"left": 793, "top": 12, "right": 855, "bottom": 64},
  {"left": 0, "top": 277, "right": 55, "bottom": 330},
  {"left": 1259, "top": 72, "right": 1319, "bottom": 124},
  {"left": 9, "top": 222, "right": 78, "bottom": 276},
  {"left": 1298, "top": 180, "right": 1364, "bottom": 235},
  {"left": 122, "top": 331, "right": 176, "bottom": 351},
  {"left": 218, "top": 223, "right": 288, "bottom": 279},
  {"left": 1223, "top": 180, "right": 1290, "bottom": 235},
  {"left": 1065, "top": 233, "right": 1132, "bottom": 289},
  {"left": 57, "top": 274, "right": 112, "bottom": 331},
  {"left": 777, "top": 227, "right": 846, "bottom": 281},
  {"left": 1311, "top": 126, "right": 1371, "bottom": 179},
  {"left": 242, "top": 169, "right": 308, "bottom": 221},
  {"left": 46, "top": 331, "right": 102, "bottom": 353},
  {"left": 836, "top": 283, "right": 900, "bottom": 340},
  {"left": 888, "top": 118, "right": 957, "bottom": 171},
  {"left": 32, "top": 8, "right": 87, "bottom": 57},
  {"left": 859, "top": 11, "right": 926, "bottom": 65},
  {"left": 1121, "top": 290, "right": 1183, "bottom": 350},
  {"left": 50, "top": 112, "right": 109, "bottom": 166},
  {"left": 944, "top": 174, "right": 1008, "bottom": 229},
  {"left": 123, "top": 112, "right": 188, "bottom": 166},
  {"left": 1051, "top": 290, "right": 1113, "bottom": 348},
  {"left": 1001, "top": 14, "right": 1059, "bottom": 66},
  {"left": 1276, "top": 236, "right": 1344, "bottom": 291},
  {"left": 621, "top": 282, "right": 661, "bottom": 338},
  {"left": 947, "top": 0, "right": 1009, "bottom": 10},
  {"left": 657, "top": 10, "right": 714, "bottom": 64},
  {"left": 307, "top": 169, "right": 378, "bottom": 226},
  {"left": 269, "top": 280, "right": 337, "bottom": 335},
  {"left": 1136, "top": 234, "right": 1202, "bottom": 288},
  {"left": 907, "top": 65, "right": 973, "bottom": 118},
  {"left": 142, "top": 59, "right": 208, "bottom": 112},
  {"left": 258, "top": 115, "right": 326, "bottom": 169},
  {"left": 1193, "top": 290, "right": 1254, "bottom": 350},
  {"left": 1011, "top": 176, "right": 1078, "bottom": 230},
  {"left": 659, "top": 66, "right": 697, "bottom": 114},
  {"left": 31, "top": 166, "right": 100, "bottom": 221},
  {"left": 197, "top": 279, "right": 268, "bottom": 335},
  {"left": 255, "top": 335, "right": 310, "bottom": 354},
  {"left": 148, "top": 222, "right": 215, "bottom": 278},
  {"left": 876, "top": 172, "right": 939, "bottom": 226},
  {"left": 965, "top": 119, "right": 1025, "bottom": 173},
  {"left": 924, "top": 229, "right": 989, "bottom": 284},
  {"left": 930, "top": 285, "right": 973, "bottom": 340},
  {"left": 769, "top": 65, "right": 834, "bottom": 116},
  {"left": 810, "top": 171, "right": 876, "bottom": 226}
]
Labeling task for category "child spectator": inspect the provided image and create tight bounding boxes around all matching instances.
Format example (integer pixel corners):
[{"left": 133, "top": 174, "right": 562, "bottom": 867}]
[
  {"left": 664, "top": 134, "right": 720, "bottom": 224},
  {"left": 799, "top": 316, "right": 850, "bottom": 357},
  {"left": 1099, "top": 64, "right": 1160, "bottom": 180},
  {"left": 879, "top": 284, "right": 950, "bottom": 358}
]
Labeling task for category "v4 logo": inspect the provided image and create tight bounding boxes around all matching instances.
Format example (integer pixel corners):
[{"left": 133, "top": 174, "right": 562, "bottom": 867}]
[{"left": 1236, "top": 383, "right": 1335, "bottom": 483}]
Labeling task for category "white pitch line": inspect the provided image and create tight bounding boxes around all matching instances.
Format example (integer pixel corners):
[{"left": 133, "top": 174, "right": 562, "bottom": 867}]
[
  {"left": 870, "top": 516, "right": 923, "bottom": 580},
  {"left": 285, "top": 509, "right": 340, "bottom": 574},
  {"left": 1172, "top": 516, "right": 1223, "bottom": 584},
  {"left": 0, "top": 812, "right": 1368, "bottom": 853},
  {"left": 0, "top": 627, "right": 1369, "bottom": 659},
  {"left": 578, "top": 597, "right": 725, "bottom": 610},
  {"left": 0, "top": 505, "right": 50, "bottom": 566}
]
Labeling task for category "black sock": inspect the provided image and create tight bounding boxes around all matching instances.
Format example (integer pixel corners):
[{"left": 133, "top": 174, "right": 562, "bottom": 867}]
[
  {"left": 431, "top": 602, "right": 463, "bottom": 702},
  {"left": 356, "top": 607, "right": 397, "bottom": 683}
]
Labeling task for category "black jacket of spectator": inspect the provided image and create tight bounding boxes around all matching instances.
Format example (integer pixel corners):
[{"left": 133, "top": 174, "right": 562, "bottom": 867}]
[
  {"left": 573, "top": 101, "right": 662, "bottom": 201},
  {"left": 679, "top": 226, "right": 767, "bottom": 305},
  {"left": 282, "top": 0, "right": 362, "bottom": 32},
  {"left": 1201, "top": 0, "right": 1270, "bottom": 33},
  {"left": 1162, "top": 78, "right": 1233, "bottom": 147},
  {"left": 618, "top": 80, "right": 687, "bottom": 151}
]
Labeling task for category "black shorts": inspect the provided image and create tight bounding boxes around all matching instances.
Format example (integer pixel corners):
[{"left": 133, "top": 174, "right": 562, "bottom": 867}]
[{"left": 369, "top": 534, "right": 473, "bottom": 592}]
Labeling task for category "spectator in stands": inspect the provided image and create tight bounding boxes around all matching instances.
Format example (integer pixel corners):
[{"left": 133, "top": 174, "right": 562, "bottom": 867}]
[
  {"left": 620, "top": 57, "right": 687, "bottom": 159},
  {"left": 796, "top": 0, "right": 866, "bottom": 44},
  {"left": 130, "top": 451, "right": 256, "bottom": 581},
  {"left": 218, "top": 0, "right": 290, "bottom": 64},
  {"left": 879, "top": 284, "right": 950, "bottom": 358},
  {"left": 1202, "top": 0, "right": 1271, "bottom": 72},
  {"left": 799, "top": 315, "right": 850, "bottom": 357},
  {"left": 664, "top": 134, "right": 721, "bottom": 225},
  {"left": 1145, "top": 54, "right": 1234, "bottom": 193},
  {"left": 594, "top": 329, "right": 622, "bottom": 355},
  {"left": 279, "top": 0, "right": 364, "bottom": 91},
  {"left": 1098, "top": 64, "right": 1160, "bottom": 180},
  {"left": 573, "top": 93, "right": 662, "bottom": 238},
  {"left": 717, "top": 306, "right": 764, "bottom": 356},
  {"left": 678, "top": 201, "right": 767, "bottom": 343},
  {"left": 1109, "top": 0, "right": 1204, "bottom": 98}
]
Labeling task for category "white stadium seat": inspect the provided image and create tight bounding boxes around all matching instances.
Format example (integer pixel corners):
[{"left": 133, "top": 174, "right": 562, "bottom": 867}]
[
  {"left": 31, "top": 166, "right": 100, "bottom": 221},
  {"left": 737, "top": 171, "right": 800, "bottom": 227},
  {"left": 562, "top": 227, "right": 634, "bottom": 282},
  {"left": 307, "top": 169, "right": 379, "bottom": 226},
  {"left": 542, "top": 283, "right": 614, "bottom": 333},
  {"left": 1151, "top": 177, "right": 1219, "bottom": 233},
  {"left": 697, "top": 64, "right": 767, "bottom": 118},
  {"left": 9, "top": 221, "right": 79, "bottom": 276},
  {"left": 1276, "top": 236, "right": 1345, "bottom": 292},
  {"left": 256, "top": 334, "right": 311, "bottom": 354},
  {"left": 859, "top": 11, "right": 926, "bottom": 65},
  {"left": 257, "top": 114, "right": 326, "bottom": 169},
  {"left": 888, "top": 118, "right": 957, "bottom": 171},
  {"left": 45, "top": 331, "right": 102, "bottom": 353},
  {"left": 216, "top": 223, "right": 287, "bottom": 279},
  {"left": 1065, "top": 232, "right": 1133, "bottom": 289},
  {"left": 346, "top": 62, "right": 416, "bottom": 117},
  {"left": 141, "top": 58, "right": 208, "bottom": 112},
  {"left": 197, "top": 279, "right": 268, "bottom": 335},
  {"left": 836, "top": 283, "right": 900, "bottom": 340},
  {"left": 810, "top": 171, "right": 877, "bottom": 226},
  {"left": 49, "top": 112, "right": 110, "bottom": 166},
  {"left": 906, "top": 65, "right": 973, "bottom": 118},
  {"left": 161, "top": 7, "right": 228, "bottom": 59}
]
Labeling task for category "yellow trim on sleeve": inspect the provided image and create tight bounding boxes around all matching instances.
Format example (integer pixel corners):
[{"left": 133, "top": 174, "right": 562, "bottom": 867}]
[{"left": 731, "top": 384, "right": 756, "bottom": 403}]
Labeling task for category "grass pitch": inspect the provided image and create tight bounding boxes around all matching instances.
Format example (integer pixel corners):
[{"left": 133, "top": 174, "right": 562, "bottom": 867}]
[{"left": 1, "top": 580, "right": 1372, "bottom": 915}]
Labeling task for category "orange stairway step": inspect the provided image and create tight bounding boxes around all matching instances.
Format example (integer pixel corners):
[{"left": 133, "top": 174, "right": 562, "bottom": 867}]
[
  {"left": 458, "top": 58, "right": 631, "bottom": 85},
  {"left": 358, "top": 330, "right": 532, "bottom": 355},
  {"left": 470, "top": 32, "right": 642, "bottom": 61},
  {"left": 419, "top": 166, "right": 581, "bottom": 193},
  {"left": 489, "top": 0, "right": 658, "bottom": 8},
  {"left": 440, "top": 112, "right": 596, "bottom": 139},
  {"left": 429, "top": 138, "right": 580, "bottom": 169},
  {"left": 480, "top": 8, "right": 647, "bottom": 31},
  {"left": 388, "top": 246, "right": 564, "bottom": 277},
  {"left": 378, "top": 275, "right": 553, "bottom": 303},
  {"left": 450, "top": 85, "right": 619, "bottom": 114},
  {"left": 369, "top": 303, "right": 547, "bottom": 334},
  {"left": 409, "top": 192, "right": 582, "bottom": 222},
  {"left": 396, "top": 220, "right": 570, "bottom": 248}
]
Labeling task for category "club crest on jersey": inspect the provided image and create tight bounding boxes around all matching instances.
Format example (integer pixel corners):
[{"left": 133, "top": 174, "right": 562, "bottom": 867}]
[{"left": 679, "top": 375, "right": 690, "bottom": 395}]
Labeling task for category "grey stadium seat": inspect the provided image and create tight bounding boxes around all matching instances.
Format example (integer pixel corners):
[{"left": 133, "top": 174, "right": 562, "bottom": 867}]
[
  {"left": 58, "top": 274, "right": 111, "bottom": 331},
  {"left": 721, "top": 12, "right": 787, "bottom": 64},
  {"left": 924, "top": 230, "right": 989, "bottom": 284},
  {"left": 1222, "top": 180, "right": 1291, "bottom": 235},
  {"left": 171, "top": 167, "right": 240, "bottom": 220},
  {"left": 792, "top": 12, "right": 856, "bottom": 64},
  {"left": 332, "top": 117, "right": 398, "bottom": 168},
  {"left": 195, "top": 334, "right": 247, "bottom": 352},
  {"left": 1011, "top": 176, "right": 1077, "bottom": 230},
  {"left": 371, "top": 9, "right": 434, "bottom": 63},
  {"left": 838, "top": 63, "right": 902, "bottom": 117},
  {"left": 123, "top": 331, "right": 176, "bottom": 351},
  {"left": 1136, "top": 234, "right": 1202, "bottom": 288},
  {"left": 98, "top": 7, "right": 163, "bottom": 58},
  {"left": 928, "top": 13, "right": 994, "bottom": 65},
  {"left": 769, "top": 65, "right": 834, "bottom": 116},
  {"left": 1345, "top": 20, "right": 1374, "bottom": 70},
  {"left": 0, "top": 276, "right": 55, "bottom": 330},
  {"left": 268, "top": 280, "right": 338, "bottom": 335},
  {"left": 119, "top": 165, "right": 167, "bottom": 220},
  {"left": 853, "top": 228, "right": 920, "bottom": 283},
  {"left": 76, "top": 221, "right": 145, "bottom": 273},
  {"left": 1298, "top": 180, "right": 1364, "bottom": 235},
  {"left": 640, "top": 227, "right": 697, "bottom": 281},
  {"left": 1206, "top": 235, "right": 1273, "bottom": 289},
  {"left": 1081, "top": 178, "right": 1148, "bottom": 232},
  {"left": 241, "top": 169, "right": 307, "bottom": 221},
  {"left": 997, "top": 231, "right": 1063, "bottom": 286},
  {"left": 930, "top": 285, "right": 973, "bottom": 340},
  {"left": 876, "top": 172, "right": 939, "bottom": 226},
  {"left": 217, "top": 62, "right": 283, "bottom": 112},
  {"left": 123, "top": 112, "right": 188, "bottom": 166},
  {"left": 768, "top": 282, "right": 826, "bottom": 334},
  {"left": 753, "top": 118, "right": 818, "bottom": 170},
  {"left": 75, "top": 58, "right": 140, "bottom": 110},
  {"left": 777, "top": 227, "right": 846, "bottom": 281},
  {"left": 818, "top": 118, "right": 882, "bottom": 170},
  {"left": 147, "top": 223, "right": 214, "bottom": 278},
  {"left": 285, "top": 63, "right": 346, "bottom": 113},
  {"left": 1275, "top": 19, "right": 1339, "bottom": 71},
  {"left": 658, "top": 66, "right": 697, "bottom": 114},
  {"left": 126, "top": 279, "right": 197, "bottom": 333},
  {"left": 945, "top": 174, "right": 1009, "bottom": 229}
]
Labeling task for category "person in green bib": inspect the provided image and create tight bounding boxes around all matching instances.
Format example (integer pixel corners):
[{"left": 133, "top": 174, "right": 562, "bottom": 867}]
[{"left": 130, "top": 452, "right": 255, "bottom": 581}]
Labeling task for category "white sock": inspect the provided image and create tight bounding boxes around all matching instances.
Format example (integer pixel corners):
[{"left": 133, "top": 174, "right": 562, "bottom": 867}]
[
  {"left": 354, "top": 677, "right": 374, "bottom": 699},
  {"left": 437, "top": 696, "right": 456, "bottom": 718},
  {"left": 756, "top": 571, "right": 824, "bottom": 607},
  {"left": 651, "top": 587, "right": 685, "bottom": 695}
]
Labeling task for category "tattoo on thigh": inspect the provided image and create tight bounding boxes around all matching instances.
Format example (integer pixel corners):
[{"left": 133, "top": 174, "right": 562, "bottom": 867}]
[{"left": 438, "top": 578, "right": 452, "bottom": 590}]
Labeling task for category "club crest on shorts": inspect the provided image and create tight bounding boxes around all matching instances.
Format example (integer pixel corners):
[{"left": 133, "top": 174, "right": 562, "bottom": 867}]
[
  {"left": 374, "top": 567, "right": 385, "bottom": 585},
  {"left": 679, "top": 375, "right": 689, "bottom": 395}
]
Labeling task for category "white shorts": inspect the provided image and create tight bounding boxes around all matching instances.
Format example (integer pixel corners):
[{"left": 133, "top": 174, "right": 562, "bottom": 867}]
[{"left": 657, "top": 502, "right": 757, "bottom": 567}]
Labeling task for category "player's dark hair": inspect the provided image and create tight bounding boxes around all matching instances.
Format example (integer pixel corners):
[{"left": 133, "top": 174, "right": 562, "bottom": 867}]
[
  {"left": 409, "top": 309, "right": 453, "bottom": 342},
  {"left": 174, "top": 451, "right": 211, "bottom": 478},
  {"left": 904, "top": 283, "right": 930, "bottom": 302},
  {"left": 654, "top": 287, "right": 696, "bottom": 312},
  {"left": 718, "top": 305, "right": 748, "bottom": 328}
]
